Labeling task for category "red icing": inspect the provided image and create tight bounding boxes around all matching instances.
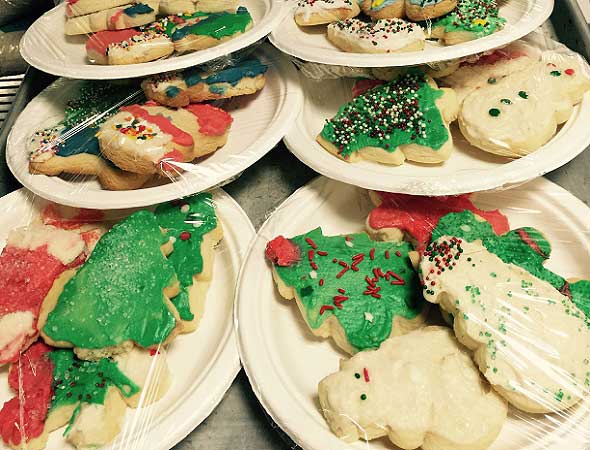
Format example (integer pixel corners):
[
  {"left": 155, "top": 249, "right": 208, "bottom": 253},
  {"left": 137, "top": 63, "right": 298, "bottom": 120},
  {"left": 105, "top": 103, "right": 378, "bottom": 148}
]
[
  {"left": 110, "top": 9, "right": 125, "bottom": 27},
  {"left": 352, "top": 79, "right": 385, "bottom": 98},
  {"left": 121, "top": 105, "right": 193, "bottom": 147},
  {"left": 565, "top": 68, "right": 575, "bottom": 76},
  {"left": 184, "top": 104, "right": 233, "bottom": 137},
  {"left": 265, "top": 236, "right": 301, "bottom": 267},
  {"left": 516, "top": 229, "right": 547, "bottom": 258},
  {"left": 86, "top": 29, "right": 143, "bottom": 55},
  {"left": 42, "top": 204, "right": 103, "bottom": 230},
  {"left": 367, "top": 193, "right": 510, "bottom": 250},
  {"left": 0, "top": 342, "right": 54, "bottom": 447}
]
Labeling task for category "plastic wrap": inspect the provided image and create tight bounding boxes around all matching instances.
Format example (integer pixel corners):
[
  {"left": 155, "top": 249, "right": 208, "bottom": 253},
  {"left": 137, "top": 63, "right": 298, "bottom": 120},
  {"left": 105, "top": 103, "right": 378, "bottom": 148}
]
[
  {"left": 283, "top": 30, "right": 590, "bottom": 196},
  {"left": 6, "top": 42, "right": 303, "bottom": 209},
  {"left": 236, "top": 174, "right": 590, "bottom": 450},
  {"left": 0, "top": 184, "right": 253, "bottom": 450}
]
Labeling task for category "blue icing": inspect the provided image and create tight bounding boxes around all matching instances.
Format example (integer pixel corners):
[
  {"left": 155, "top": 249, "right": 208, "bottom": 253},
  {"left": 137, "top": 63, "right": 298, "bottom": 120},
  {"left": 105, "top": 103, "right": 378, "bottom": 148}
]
[
  {"left": 55, "top": 127, "right": 101, "bottom": 157},
  {"left": 124, "top": 3, "right": 154, "bottom": 16},
  {"left": 166, "top": 86, "right": 181, "bottom": 98},
  {"left": 183, "top": 59, "right": 268, "bottom": 88},
  {"left": 370, "top": 0, "right": 401, "bottom": 11},
  {"left": 209, "top": 85, "right": 227, "bottom": 94}
]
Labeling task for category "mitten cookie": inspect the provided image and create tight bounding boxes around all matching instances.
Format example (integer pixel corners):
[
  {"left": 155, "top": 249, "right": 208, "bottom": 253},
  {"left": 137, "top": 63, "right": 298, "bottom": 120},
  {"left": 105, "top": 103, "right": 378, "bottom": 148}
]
[
  {"left": 155, "top": 193, "right": 223, "bottom": 333},
  {"left": 459, "top": 59, "right": 590, "bottom": 157},
  {"left": 160, "top": 0, "right": 238, "bottom": 14},
  {"left": 265, "top": 228, "right": 426, "bottom": 354},
  {"left": 295, "top": 0, "right": 360, "bottom": 26},
  {"left": 171, "top": 7, "right": 253, "bottom": 53},
  {"left": 65, "top": 1, "right": 160, "bottom": 35},
  {"left": 317, "top": 71, "right": 458, "bottom": 165},
  {"left": 405, "top": 0, "right": 457, "bottom": 21},
  {"left": 421, "top": 236, "right": 590, "bottom": 413},
  {"left": 0, "top": 225, "right": 89, "bottom": 366},
  {"left": 86, "top": 29, "right": 174, "bottom": 65},
  {"left": 430, "top": 0, "right": 505, "bottom": 45},
  {"left": 142, "top": 58, "right": 267, "bottom": 107},
  {"left": 327, "top": 18, "right": 425, "bottom": 54},
  {"left": 365, "top": 191, "right": 509, "bottom": 249},
  {"left": 39, "top": 210, "right": 181, "bottom": 360},
  {"left": 319, "top": 327, "right": 507, "bottom": 450},
  {"left": 0, "top": 343, "right": 139, "bottom": 450},
  {"left": 360, "top": 0, "right": 404, "bottom": 19}
]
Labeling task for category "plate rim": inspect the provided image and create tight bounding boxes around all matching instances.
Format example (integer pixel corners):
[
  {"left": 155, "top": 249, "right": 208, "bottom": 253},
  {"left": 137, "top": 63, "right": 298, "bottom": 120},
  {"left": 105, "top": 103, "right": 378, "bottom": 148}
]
[
  {"left": 234, "top": 174, "right": 590, "bottom": 450},
  {"left": 0, "top": 185, "right": 255, "bottom": 450},
  {"left": 284, "top": 77, "right": 590, "bottom": 195},
  {"left": 268, "top": 0, "right": 554, "bottom": 67},
  {"left": 20, "top": 0, "right": 289, "bottom": 80},
  {"left": 7, "top": 44, "right": 303, "bottom": 210}
]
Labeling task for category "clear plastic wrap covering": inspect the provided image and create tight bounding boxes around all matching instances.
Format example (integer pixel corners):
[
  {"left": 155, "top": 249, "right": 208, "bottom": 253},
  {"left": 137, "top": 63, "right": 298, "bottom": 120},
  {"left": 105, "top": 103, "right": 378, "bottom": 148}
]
[
  {"left": 283, "top": 30, "right": 590, "bottom": 195},
  {"left": 236, "top": 175, "right": 590, "bottom": 450},
  {"left": 6, "top": 40, "right": 303, "bottom": 209},
  {"left": 0, "top": 184, "right": 252, "bottom": 450}
]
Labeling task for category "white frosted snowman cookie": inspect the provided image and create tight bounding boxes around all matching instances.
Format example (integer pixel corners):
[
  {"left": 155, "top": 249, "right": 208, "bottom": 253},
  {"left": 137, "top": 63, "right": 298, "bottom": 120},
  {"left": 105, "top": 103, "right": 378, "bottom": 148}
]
[
  {"left": 327, "top": 18, "right": 425, "bottom": 54},
  {"left": 295, "top": 0, "right": 360, "bottom": 26},
  {"left": 421, "top": 237, "right": 590, "bottom": 413},
  {"left": 459, "top": 58, "right": 590, "bottom": 157},
  {"left": 318, "top": 326, "right": 507, "bottom": 450}
]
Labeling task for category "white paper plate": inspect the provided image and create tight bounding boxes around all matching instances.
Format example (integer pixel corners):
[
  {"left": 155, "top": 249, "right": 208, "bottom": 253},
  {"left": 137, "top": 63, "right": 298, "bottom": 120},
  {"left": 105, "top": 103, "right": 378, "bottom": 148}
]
[
  {"left": 269, "top": 0, "right": 553, "bottom": 67},
  {"left": 236, "top": 175, "right": 590, "bottom": 450},
  {"left": 20, "top": 0, "right": 286, "bottom": 80},
  {"left": 0, "top": 186, "right": 254, "bottom": 450},
  {"left": 7, "top": 44, "right": 302, "bottom": 210},
  {"left": 284, "top": 75, "right": 590, "bottom": 195}
]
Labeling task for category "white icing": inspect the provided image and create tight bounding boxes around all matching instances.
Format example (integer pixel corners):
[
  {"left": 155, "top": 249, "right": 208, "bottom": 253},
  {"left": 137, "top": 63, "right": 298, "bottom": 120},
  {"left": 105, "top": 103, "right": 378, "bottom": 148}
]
[
  {"left": 319, "top": 327, "right": 507, "bottom": 449},
  {"left": 364, "top": 311, "right": 374, "bottom": 322},
  {"left": 309, "top": 270, "right": 318, "bottom": 279},
  {"left": 0, "top": 311, "right": 35, "bottom": 361},
  {"left": 296, "top": 0, "right": 356, "bottom": 21},
  {"left": 421, "top": 237, "right": 590, "bottom": 413},
  {"left": 7, "top": 224, "right": 85, "bottom": 265},
  {"left": 345, "top": 240, "right": 353, "bottom": 247},
  {"left": 328, "top": 18, "right": 425, "bottom": 53}
]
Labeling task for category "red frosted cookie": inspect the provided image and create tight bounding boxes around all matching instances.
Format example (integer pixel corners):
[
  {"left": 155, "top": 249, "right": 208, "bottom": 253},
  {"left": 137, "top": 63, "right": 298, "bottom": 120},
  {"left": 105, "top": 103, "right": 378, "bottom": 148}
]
[
  {"left": 366, "top": 192, "right": 509, "bottom": 250},
  {"left": 0, "top": 224, "right": 90, "bottom": 365}
]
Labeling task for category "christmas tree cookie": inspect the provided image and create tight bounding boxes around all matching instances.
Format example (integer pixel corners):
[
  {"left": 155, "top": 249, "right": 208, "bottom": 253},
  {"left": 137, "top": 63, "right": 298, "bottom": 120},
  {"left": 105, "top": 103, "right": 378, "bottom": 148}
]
[
  {"left": 420, "top": 237, "right": 590, "bottom": 413},
  {"left": 265, "top": 228, "right": 426, "bottom": 354},
  {"left": 316, "top": 71, "right": 458, "bottom": 166},
  {"left": 430, "top": 0, "right": 506, "bottom": 45},
  {"left": 154, "top": 193, "right": 223, "bottom": 333},
  {"left": 366, "top": 191, "right": 509, "bottom": 250},
  {"left": 431, "top": 210, "right": 590, "bottom": 315},
  {"left": 39, "top": 210, "right": 181, "bottom": 360},
  {"left": 319, "top": 327, "right": 507, "bottom": 450},
  {"left": 0, "top": 342, "right": 139, "bottom": 450}
]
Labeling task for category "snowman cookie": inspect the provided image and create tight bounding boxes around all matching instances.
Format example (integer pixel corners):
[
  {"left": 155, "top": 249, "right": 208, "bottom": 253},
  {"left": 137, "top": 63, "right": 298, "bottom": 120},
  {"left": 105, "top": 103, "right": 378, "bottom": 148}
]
[
  {"left": 459, "top": 58, "right": 590, "bottom": 157},
  {"left": 317, "top": 71, "right": 458, "bottom": 165},
  {"left": 265, "top": 228, "right": 426, "bottom": 354},
  {"left": 327, "top": 18, "right": 425, "bottom": 54},
  {"left": 295, "top": 0, "right": 361, "bottom": 26},
  {"left": 319, "top": 327, "right": 507, "bottom": 450}
]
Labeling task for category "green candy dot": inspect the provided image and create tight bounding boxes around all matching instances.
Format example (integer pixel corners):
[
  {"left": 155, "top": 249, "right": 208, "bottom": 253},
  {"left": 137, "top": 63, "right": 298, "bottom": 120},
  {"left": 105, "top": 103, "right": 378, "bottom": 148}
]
[
  {"left": 489, "top": 108, "right": 501, "bottom": 117},
  {"left": 500, "top": 99, "right": 512, "bottom": 105},
  {"left": 487, "top": 77, "right": 497, "bottom": 84},
  {"left": 518, "top": 91, "right": 528, "bottom": 99},
  {"left": 354, "top": 373, "right": 361, "bottom": 379},
  {"left": 550, "top": 70, "right": 562, "bottom": 77},
  {"left": 360, "top": 394, "right": 367, "bottom": 400}
]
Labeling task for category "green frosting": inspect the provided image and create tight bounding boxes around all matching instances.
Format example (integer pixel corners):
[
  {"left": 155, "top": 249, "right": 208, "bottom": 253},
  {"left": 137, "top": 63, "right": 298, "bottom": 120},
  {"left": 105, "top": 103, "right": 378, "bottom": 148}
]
[
  {"left": 43, "top": 211, "right": 178, "bottom": 349},
  {"left": 432, "top": 210, "right": 590, "bottom": 314},
  {"left": 320, "top": 72, "right": 449, "bottom": 158},
  {"left": 269, "top": 228, "right": 422, "bottom": 351},
  {"left": 433, "top": 0, "right": 506, "bottom": 37},
  {"left": 171, "top": 7, "right": 252, "bottom": 41},
  {"left": 155, "top": 193, "right": 218, "bottom": 322},
  {"left": 49, "top": 349, "right": 138, "bottom": 435}
]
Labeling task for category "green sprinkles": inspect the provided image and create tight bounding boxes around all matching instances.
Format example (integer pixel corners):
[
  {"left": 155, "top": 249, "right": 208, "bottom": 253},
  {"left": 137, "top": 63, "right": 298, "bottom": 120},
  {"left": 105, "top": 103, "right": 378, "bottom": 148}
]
[
  {"left": 354, "top": 373, "right": 361, "bottom": 379},
  {"left": 518, "top": 90, "right": 528, "bottom": 99},
  {"left": 550, "top": 70, "right": 562, "bottom": 77},
  {"left": 500, "top": 99, "right": 512, "bottom": 105},
  {"left": 489, "top": 108, "right": 501, "bottom": 117},
  {"left": 360, "top": 394, "right": 367, "bottom": 400},
  {"left": 487, "top": 77, "right": 497, "bottom": 84}
]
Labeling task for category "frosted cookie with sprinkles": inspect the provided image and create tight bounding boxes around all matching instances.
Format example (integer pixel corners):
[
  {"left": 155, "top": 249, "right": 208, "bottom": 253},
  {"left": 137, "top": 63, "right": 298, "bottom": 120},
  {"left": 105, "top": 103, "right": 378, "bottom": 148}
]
[
  {"left": 64, "top": 1, "right": 160, "bottom": 35},
  {"left": 295, "top": 0, "right": 361, "bottom": 26},
  {"left": 142, "top": 58, "right": 268, "bottom": 107},
  {"left": 317, "top": 71, "right": 458, "bottom": 165},
  {"left": 327, "top": 18, "right": 425, "bottom": 54},
  {"left": 405, "top": 0, "right": 457, "bottom": 21},
  {"left": 360, "top": 0, "right": 404, "bottom": 19},
  {"left": 86, "top": 29, "right": 174, "bottom": 65},
  {"left": 265, "top": 228, "right": 427, "bottom": 354},
  {"left": 429, "top": 0, "right": 506, "bottom": 45}
]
